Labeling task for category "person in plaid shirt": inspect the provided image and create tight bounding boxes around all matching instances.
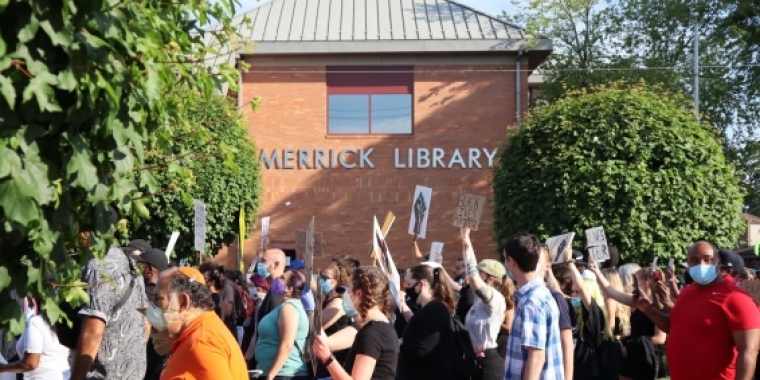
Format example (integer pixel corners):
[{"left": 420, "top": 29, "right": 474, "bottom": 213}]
[{"left": 502, "top": 233, "right": 565, "bottom": 380}]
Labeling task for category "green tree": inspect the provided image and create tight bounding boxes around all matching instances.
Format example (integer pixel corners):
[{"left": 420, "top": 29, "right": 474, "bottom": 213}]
[
  {"left": 131, "top": 89, "right": 262, "bottom": 262},
  {"left": 492, "top": 83, "right": 744, "bottom": 263},
  {"left": 0, "top": 0, "right": 250, "bottom": 333}
]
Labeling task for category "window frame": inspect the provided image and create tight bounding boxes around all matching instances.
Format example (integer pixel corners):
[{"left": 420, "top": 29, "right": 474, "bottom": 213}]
[{"left": 326, "top": 66, "right": 414, "bottom": 136}]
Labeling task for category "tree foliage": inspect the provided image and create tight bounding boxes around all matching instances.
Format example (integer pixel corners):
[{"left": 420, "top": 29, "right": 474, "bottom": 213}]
[
  {"left": 492, "top": 83, "right": 744, "bottom": 263},
  {"left": 131, "top": 90, "right": 262, "bottom": 262},
  {"left": 0, "top": 0, "right": 250, "bottom": 334}
]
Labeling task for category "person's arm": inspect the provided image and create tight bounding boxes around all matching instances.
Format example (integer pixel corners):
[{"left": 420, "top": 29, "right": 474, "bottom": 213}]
[
  {"left": 462, "top": 228, "right": 490, "bottom": 302},
  {"left": 589, "top": 261, "right": 635, "bottom": 307},
  {"left": 664, "top": 267, "right": 680, "bottom": 301},
  {"left": 560, "top": 329, "right": 574, "bottom": 380},
  {"left": 0, "top": 321, "right": 41, "bottom": 373},
  {"left": 651, "top": 327, "right": 667, "bottom": 345},
  {"left": 0, "top": 353, "right": 40, "bottom": 373},
  {"left": 546, "top": 268, "right": 561, "bottom": 293},
  {"left": 440, "top": 269, "right": 462, "bottom": 293},
  {"left": 326, "top": 326, "right": 358, "bottom": 352},
  {"left": 321, "top": 298, "right": 346, "bottom": 330},
  {"left": 267, "top": 303, "right": 299, "bottom": 380},
  {"left": 733, "top": 329, "right": 760, "bottom": 380},
  {"left": 501, "top": 309, "right": 514, "bottom": 334},
  {"left": 652, "top": 281, "right": 674, "bottom": 312},
  {"left": 604, "top": 298, "right": 617, "bottom": 338},
  {"left": 522, "top": 347, "right": 546, "bottom": 380},
  {"left": 412, "top": 237, "right": 425, "bottom": 261},
  {"left": 566, "top": 261, "right": 592, "bottom": 311},
  {"left": 635, "top": 293, "right": 671, "bottom": 333},
  {"left": 70, "top": 316, "right": 106, "bottom": 380}
]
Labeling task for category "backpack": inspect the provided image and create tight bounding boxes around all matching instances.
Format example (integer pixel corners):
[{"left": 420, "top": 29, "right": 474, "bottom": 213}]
[
  {"left": 450, "top": 314, "right": 478, "bottom": 379},
  {"left": 235, "top": 283, "right": 254, "bottom": 325}
]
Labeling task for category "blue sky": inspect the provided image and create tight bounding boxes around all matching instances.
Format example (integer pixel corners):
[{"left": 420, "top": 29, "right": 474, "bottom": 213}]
[{"left": 233, "top": 0, "right": 518, "bottom": 19}]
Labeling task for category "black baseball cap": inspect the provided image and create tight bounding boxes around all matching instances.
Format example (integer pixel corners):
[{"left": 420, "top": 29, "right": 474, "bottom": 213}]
[
  {"left": 572, "top": 250, "right": 587, "bottom": 266},
  {"left": 133, "top": 248, "right": 169, "bottom": 271},
  {"left": 125, "top": 239, "right": 152, "bottom": 253},
  {"left": 718, "top": 249, "right": 744, "bottom": 277},
  {"left": 600, "top": 246, "right": 620, "bottom": 269}
]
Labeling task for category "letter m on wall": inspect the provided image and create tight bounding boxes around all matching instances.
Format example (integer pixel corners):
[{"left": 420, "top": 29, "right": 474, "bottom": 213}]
[{"left": 260, "top": 149, "right": 280, "bottom": 169}]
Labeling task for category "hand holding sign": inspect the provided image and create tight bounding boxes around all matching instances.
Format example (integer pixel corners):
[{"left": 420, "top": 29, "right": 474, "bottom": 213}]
[
  {"left": 545, "top": 232, "right": 575, "bottom": 264},
  {"left": 585, "top": 226, "right": 609, "bottom": 263}
]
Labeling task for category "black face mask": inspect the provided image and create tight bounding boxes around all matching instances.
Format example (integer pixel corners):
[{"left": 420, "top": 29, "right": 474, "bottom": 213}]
[{"left": 406, "top": 285, "right": 420, "bottom": 304}]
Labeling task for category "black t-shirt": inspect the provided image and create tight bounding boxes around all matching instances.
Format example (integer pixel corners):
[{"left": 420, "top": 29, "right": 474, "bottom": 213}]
[
  {"left": 401, "top": 301, "right": 460, "bottom": 380},
  {"left": 211, "top": 293, "right": 222, "bottom": 318},
  {"left": 344, "top": 320, "right": 399, "bottom": 380},
  {"left": 570, "top": 299, "right": 604, "bottom": 379},
  {"left": 455, "top": 284, "right": 475, "bottom": 323}
]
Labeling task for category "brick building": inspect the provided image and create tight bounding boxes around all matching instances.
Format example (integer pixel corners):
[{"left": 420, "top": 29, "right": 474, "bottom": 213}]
[{"left": 210, "top": 0, "right": 552, "bottom": 271}]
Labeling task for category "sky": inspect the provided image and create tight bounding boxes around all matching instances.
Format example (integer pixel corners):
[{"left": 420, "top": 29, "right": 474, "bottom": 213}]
[{"left": 233, "top": 0, "right": 518, "bottom": 19}]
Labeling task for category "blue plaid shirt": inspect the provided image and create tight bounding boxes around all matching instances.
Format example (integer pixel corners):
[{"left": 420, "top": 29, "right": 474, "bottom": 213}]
[{"left": 504, "top": 278, "right": 565, "bottom": 380}]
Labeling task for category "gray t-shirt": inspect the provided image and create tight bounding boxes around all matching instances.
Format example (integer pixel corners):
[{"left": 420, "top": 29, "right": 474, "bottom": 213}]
[{"left": 79, "top": 247, "right": 148, "bottom": 380}]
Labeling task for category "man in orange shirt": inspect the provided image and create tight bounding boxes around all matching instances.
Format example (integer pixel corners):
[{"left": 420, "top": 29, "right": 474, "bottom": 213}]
[{"left": 146, "top": 267, "right": 248, "bottom": 380}]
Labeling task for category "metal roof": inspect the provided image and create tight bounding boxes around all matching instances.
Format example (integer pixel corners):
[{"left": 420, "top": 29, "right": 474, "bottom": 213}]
[{"left": 202, "top": 0, "right": 553, "bottom": 93}]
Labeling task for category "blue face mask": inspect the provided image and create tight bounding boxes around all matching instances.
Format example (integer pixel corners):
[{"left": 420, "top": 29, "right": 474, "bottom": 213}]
[
  {"left": 257, "top": 263, "right": 271, "bottom": 279},
  {"left": 570, "top": 297, "right": 582, "bottom": 309},
  {"left": 689, "top": 263, "right": 718, "bottom": 285},
  {"left": 342, "top": 291, "right": 357, "bottom": 316},
  {"left": 320, "top": 279, "right": 334, "bottom": 294}
]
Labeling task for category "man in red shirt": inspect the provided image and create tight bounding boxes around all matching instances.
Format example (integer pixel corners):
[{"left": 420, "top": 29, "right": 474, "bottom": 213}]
[{"left": 636, "top": 241, "right": 760, "bottom": 380}]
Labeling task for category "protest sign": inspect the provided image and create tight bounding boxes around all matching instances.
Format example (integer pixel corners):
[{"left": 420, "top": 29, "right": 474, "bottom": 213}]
[
  {"left": 193, "top": 200, "right": 206, "bottom": 252},
  {"left": 296, "top": 230, "right": 323, "bottom": 257},
  {"left": 741, "top": 280, "right": 760, "bottom": 305},
  {"left": 451, "top": 193, "right": 487, "bottom": 231},
  {"left": 373, "top": 217, "right": 402, "bottom": 307},
  {"left": 260, "top": 216, "right": 270, "bottom": 247},
  {"left": 408, "top": 186, "right": 433, "bottom": 239},
  {"left": 545, "top": 232, "right": 575, "bottom": 263},
  {"left": 165, "top": 231, "right": 180, "bottom": 261},
  {"left": 429, "top": 242, "right": 444, "bottom": 263},
  {"left": 585, "top": 226, "right": 609, "bottom": 262},
  {"left": 369, "top": 212, "right": 395, "bottom": 261}
]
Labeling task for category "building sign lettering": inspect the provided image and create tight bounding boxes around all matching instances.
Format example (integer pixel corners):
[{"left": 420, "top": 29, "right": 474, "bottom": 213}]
[{"left": 259, "top": 148, "right": 498, "bottom": 169}]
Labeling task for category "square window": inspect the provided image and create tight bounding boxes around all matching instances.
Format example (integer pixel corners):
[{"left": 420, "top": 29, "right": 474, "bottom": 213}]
[
  {"left": 371, "top": 94, "right": 412, "bottom": 134},
  {"left": 328, "top": 94, "right": 369, "bottom": 134}
]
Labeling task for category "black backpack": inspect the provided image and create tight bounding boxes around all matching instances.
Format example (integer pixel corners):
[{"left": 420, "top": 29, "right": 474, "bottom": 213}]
[{"left": 450, "top": 314, "right": 478, "bottom": 379}]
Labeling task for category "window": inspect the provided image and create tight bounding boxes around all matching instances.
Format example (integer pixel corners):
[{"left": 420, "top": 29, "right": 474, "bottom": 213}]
[{"left": 327, "top": 67, "right": 413, "bottom": 135}]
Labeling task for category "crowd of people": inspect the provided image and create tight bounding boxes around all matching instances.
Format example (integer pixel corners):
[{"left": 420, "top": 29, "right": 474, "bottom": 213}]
[{"left": 0, "top": 227, "right": 759, "bottom": 380}]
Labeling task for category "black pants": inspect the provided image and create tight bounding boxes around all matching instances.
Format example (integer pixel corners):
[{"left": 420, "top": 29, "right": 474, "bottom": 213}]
[{"left": 475, "top": 348, "right": 504, "bottom": 380}]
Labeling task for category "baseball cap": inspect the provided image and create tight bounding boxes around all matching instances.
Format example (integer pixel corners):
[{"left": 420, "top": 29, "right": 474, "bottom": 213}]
[
  {"left": 477, "top": 259, "right": 506, "bottom": 278},
  {"left": 178, "top": 267, "right": 206, "bottom": 285},
  {"left": 600, "top": 246, "right": 620, "bottom": 269},
  {"left": 133, "top": 248, "right": 169, "bottom": 271},
  {"left": 572, "top": 250, "right": 587, "bottom": 266},
  {"left": 581, "top": 269, "right": 597, "bottom": 281},
  {"left": 291, "top": 259, "right": 305, "bottom": 270},
  {"left": 125, "top": 239, "right": 152, "bottom": 253},
  {"left": 718, "top": 249, "right": 744, "bottom": 277}
]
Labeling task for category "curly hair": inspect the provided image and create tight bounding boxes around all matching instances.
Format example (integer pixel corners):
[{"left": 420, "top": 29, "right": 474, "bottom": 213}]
[
  {"left": 334, "top": 254, "right": 360, "bottom": 270},
  {"left": 350, "top": 266, "right": 391, "bottom": 320},
  {"left": 166, "top": 271, "right": 215, "bottom": 310},
  {"left": 324, "top": 265, "right": 349, "bottom": 288},
  {"left": 409, "top": 264, "right": 456, "bottom": 312}
]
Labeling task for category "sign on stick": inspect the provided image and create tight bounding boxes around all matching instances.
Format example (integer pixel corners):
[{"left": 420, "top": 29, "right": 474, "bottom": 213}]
[
  {"left": 193, "top": 200, "right": 206, "bottom": 252},
  {"left": 451, "top": 193, "right": 487, "bottom": 231},
  {"left": 545, "top": 232, "right": 575, "bottom": 263}
]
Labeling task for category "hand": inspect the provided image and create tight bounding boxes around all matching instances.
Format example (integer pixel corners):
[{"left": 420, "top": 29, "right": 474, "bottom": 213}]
[
  {"left": 633, "top": 289, "right": 653, "bottom": 314},
  {"left": 412, "top": 236, "right": 418, "bottom": 246},
  {"left": 588, "top": 260, "right": 601, "bottom": 275},
  {"left": 312, "top": 334, "right": 332, "bottom": 363},
  {"left": 654, "top": 281, "right": 670, "bottom": 302},
  {"left": 664, "top": 266, "right": 675, "bottom": 281}
]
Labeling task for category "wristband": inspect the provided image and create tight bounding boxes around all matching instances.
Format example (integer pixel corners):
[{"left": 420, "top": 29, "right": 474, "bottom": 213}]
[{"left": 322, "top": 354, "right": 336, "bottom": 367}]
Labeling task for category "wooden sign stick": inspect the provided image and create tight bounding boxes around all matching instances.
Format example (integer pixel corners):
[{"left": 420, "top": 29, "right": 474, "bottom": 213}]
[{"left": 370, "top": 211, "right": 395, "bottom": 264}]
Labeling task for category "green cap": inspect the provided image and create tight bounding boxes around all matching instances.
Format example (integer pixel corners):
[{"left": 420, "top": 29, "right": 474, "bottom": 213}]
[{"left": 477, "top": 259, "right": 506, "bottom": 278}]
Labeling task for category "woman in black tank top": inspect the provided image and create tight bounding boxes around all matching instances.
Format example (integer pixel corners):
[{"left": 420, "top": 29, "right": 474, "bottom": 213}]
[{"left": 315, "top": 266, "right": 352, "bottom": 378}]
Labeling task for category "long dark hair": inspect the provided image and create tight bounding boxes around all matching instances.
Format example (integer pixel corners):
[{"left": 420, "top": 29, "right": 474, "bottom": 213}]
[{"left": 409, "top": 265, "right": 456, "bottom": 312}]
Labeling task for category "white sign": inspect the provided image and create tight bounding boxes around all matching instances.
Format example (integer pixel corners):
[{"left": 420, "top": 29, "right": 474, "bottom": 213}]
[
  {"left": 259, "top": 147, "right": 499, "bottom": 170},
  {"left": 429, "top": 242, "right": 444, "bottom": 263},
  {"left": 408, "top": 185, "right": 433, "bottom": 239},
  {"left": 165, "top": 231, "right": 180, "bottom": 260},
  {"left": 261, "top": 216, "right": 270, "bottom": 247},
  {"left": 545, "top": 232, "right": 576, "bottom": 263},
  {"left": 193, "top": 200, "right": 206, "bottom": 252},
  {"left": 585, "top": 226, "right": 609, "bottom": 262},
  {"left": 373, "top": 217, "right": 402, "bottom": 308},
  {"left": 668, "top": 258, "right": 674, "bottom": 270},
  {"left": 286, "top": 256, "right": 291, "bottom": 267}
]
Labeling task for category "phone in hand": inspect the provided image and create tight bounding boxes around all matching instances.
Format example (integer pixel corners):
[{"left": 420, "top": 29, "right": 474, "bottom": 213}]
[
  {"left": 632, "top": 274, "right": 641, "bottom": 298},
  {"left": 653, "top": 270, "right": 663, "bottom": 283}
]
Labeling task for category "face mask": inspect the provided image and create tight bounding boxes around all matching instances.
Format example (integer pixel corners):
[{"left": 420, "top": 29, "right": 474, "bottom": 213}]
[
  {"left": 257, "top": 263, "right": 271, "bottom": 279},
  {"left": 320, "top": 279, "right": 334, "bottom": 294},
  {"left": 146, "top": 302, "right": 168, "bottom": 331},
  {"left": 570, "top": 297, "right": 582, "bottom": 309},
  {"left": 151, "top": 330, "right": 173, "bottom": 356},
  {"left": 270, "top": 278, "right": 287, "bottom": 298},
  {"left": 506, "top": 269, "right": 515, "bottom": 281},
  {"left": 342, "top": 291, "right": 357, "bottom": 316},
  {"left": 405, "top": 285, "right": 419, "bottom": 304},
  {"left": 689, "top": 264, "right": 718, "bottom": 285}
]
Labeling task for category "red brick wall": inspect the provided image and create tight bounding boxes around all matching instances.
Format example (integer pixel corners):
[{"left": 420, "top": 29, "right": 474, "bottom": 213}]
[{"left": 215, "top": 62, "right": 530, "bottom": 272}]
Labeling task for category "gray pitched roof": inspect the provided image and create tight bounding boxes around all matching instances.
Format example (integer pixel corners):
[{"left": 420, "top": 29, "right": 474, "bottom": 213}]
[{"left": 202, "top": 0, "right": 552, "bottom": 92}]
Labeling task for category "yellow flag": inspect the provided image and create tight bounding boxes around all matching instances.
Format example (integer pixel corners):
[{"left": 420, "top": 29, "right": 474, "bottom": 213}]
[{"left": 239, "top": 206, "right": 245, "bottom": 272}]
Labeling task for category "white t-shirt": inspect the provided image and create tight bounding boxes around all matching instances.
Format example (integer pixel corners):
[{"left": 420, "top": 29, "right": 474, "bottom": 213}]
[
  {"left": 464, "top": 286, "right": 507, "bottom": 350},
  {"left": 16, "top": 316, "right": 70, "bottom": 380}
]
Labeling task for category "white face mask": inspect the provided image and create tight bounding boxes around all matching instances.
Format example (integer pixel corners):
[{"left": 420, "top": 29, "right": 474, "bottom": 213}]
[{"left": 146, "top": 303, "right": 168, "bottom": 331}]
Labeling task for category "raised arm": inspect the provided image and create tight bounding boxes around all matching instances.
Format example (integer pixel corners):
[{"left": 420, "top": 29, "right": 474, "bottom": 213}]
[
  {"left": 588, "top": 261, "right": 635, "bottom": 308},
  {"left": 563, "top": 248, "right": 592, "bottom": 312},
  {"left": 462, "top": 228, "right": 492, "bottom": 303}
]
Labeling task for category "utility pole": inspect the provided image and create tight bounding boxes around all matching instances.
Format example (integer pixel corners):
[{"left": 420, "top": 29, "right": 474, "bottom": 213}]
[{"left": 693, "top": 3, "right": 700, "bottom": 120}]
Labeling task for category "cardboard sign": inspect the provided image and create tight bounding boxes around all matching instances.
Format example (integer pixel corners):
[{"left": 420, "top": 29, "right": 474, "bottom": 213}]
[
  {"left": 585, "top": 226, "right": 609, "bottom": 262},
  {"left": 193, "top": 200, "right": 206, "bottom": 252},
  {"left": 408, "top": 186, "right": 433, "bottom": 239},
  {"left": 545, "top": 232, "right": 575, "bottom": 263},
  {"left": 741, "top": 280, "right": 760, "bottom": 306},
  {"left": 296, "top": 230, "right": 323, "bottom": 258},
  {"left": 369, "top": 212, "right": 395, "bottom": 261},
  {"left": 260, "top": 216, "right": 270, "bottom": 247},
  {"left": 373, "top": 217, "right": 401, "bottom": 308},
  {"left": 451, "top": 193, "right": 487, "bottom": 231},
  {"left": 429, "top": 242, "right": 444, "bottom": 263}
]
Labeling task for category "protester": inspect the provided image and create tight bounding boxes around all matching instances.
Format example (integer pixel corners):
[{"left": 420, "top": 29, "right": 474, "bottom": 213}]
[
  {"left": 254, "top": 270, "right": 310, "bottom": 379},
  {"left": 315, "top": 265, "right": 352, "bottom": 379},
  {"left": 0, "top": 297, "right": 70, "bottom": 379},
  {"left": 461, "top": 228, "right": 511, "bottom": 380},
  {"left": 244, "top": 249, "right": 287, "bottom": 366},
  {"left": 538, "top": 248, "right": 574, "bottom": 380},
  {"left": 601, "top": 269, "right": 630, "bottom": 340},
  {"left": 241, "top": 273, "right": 270, "bottom": 356},
  {"left": 202, "top": 265, "right": 225, "bottom": 319},
  {"left": 70, "top": 245, "right": 147, "bottom": 380},
  {"left": 131, "top": 247, "right": 169, "bottom": 380},
  {"left": 199, "top": 263, "right": 238, "bottom": 338},
  {"left": 503, "top": 233, "right": 564, "bottom": 380},
  {"left": 718, "top": 249, "right": 744, "bottom": 284},
  {"left": 618, "top": 264, "right": 641, "bottom": 294},
  {"left": 635, "top": 241, "right": 760, "bottom": 380},
  {"left": 150, "top": 267, "right": 247, "bottom": 380},
  {"left": 397, "top": 264, "right": 460, "bottom": 379},
  {"left": 313, "top": 266, "right": 399, "bottom": 380},
  {"left": 453, "top": 258, "right": 467, "bottom": 298}
]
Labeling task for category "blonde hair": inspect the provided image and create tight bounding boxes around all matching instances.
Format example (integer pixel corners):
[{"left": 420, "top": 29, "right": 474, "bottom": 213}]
[
  {"left": 618, "top": 263, "right": 641, "bottom": 293},
  {"left": 602, "top": 268, "right": 631, "bottom": 337}
]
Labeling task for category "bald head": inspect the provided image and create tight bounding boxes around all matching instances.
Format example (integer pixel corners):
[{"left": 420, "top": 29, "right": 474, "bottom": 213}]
[
  {"left": 687, "top": 241, "right": 719, "bottom": 268},
  {"left": 261, "top": 249, "right": 287, "bottom": 279}
]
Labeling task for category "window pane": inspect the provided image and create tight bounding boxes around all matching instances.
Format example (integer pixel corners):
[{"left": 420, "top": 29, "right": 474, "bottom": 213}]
[
  {"left": 329, "top": 95, "right": 369, "bottom": 134},
  {"left": 371, "top": 94, "right": 412, "bottom": 134}
]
